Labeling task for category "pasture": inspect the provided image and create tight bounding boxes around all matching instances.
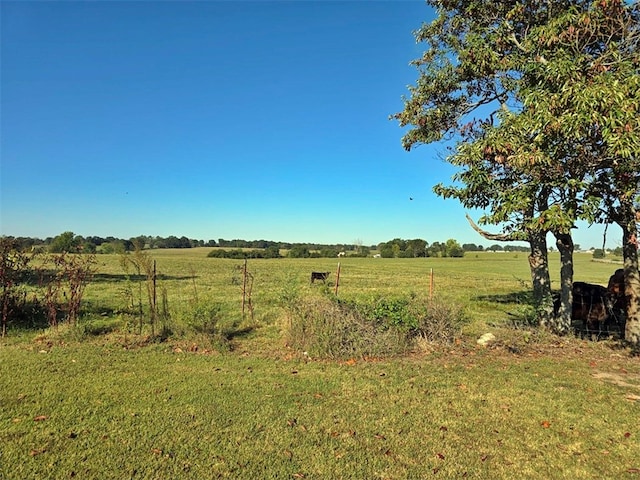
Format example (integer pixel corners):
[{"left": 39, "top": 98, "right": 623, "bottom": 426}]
[{"left": 1, "top": 250, "right": 639, "bottom": 479}]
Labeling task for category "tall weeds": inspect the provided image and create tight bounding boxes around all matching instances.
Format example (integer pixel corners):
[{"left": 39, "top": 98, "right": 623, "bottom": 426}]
[
  {"left": 0, "top": 238, "right": 33, "bottom": 336},
  {"left": 120, "top": 248, "right": 157, "bottom": 336},
  {"left": 37, "top": 252, "right": 96, "bottom": 328},
  {"left": 284, "top": 292, "right": 466, "bottom": 359}
]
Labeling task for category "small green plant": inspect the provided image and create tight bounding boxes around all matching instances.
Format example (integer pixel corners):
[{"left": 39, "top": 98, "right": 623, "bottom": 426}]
[
  {"left": 177, "top": 300, "right": 233, "bottom": 351},
  {"left": 278, "top": 273, "right": 301, "bottom": 312},
  {"left": 359, "top": 295, "right": 415, "bottom": 329},
  {"left": 186, "top": 301, "right": 222, "bottom": 335},
  {"left": 508, "top": 303, "right": 539, "bottom": 329}
]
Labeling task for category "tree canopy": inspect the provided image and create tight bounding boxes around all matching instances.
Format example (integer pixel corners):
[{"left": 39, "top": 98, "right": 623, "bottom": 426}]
[{"left": 395, "top": 0, "right": 640, "bottom": 343}]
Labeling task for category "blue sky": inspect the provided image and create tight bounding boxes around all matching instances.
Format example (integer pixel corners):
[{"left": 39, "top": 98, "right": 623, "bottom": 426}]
[{"left": 1, "top": 0, "right": 617, "bottom": 249}]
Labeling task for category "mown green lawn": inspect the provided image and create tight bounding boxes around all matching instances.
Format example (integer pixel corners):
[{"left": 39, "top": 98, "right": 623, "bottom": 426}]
[
  {"left": 1, "top": 250, "right": 638, "bottom": 479},
  {"left": 1, "top": 341, "right": 639, "bottom": 479}
]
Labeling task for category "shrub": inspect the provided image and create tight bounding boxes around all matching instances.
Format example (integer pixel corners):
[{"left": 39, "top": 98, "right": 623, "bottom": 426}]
[
  {"left": 1, "top": 238, "right": 34, "bottom": 336},
  {"left": 284, "top": 293, "right": 467, "bottom": 359},
  {"left": 184, "top": 301, "right": 222, "bottom": 335},
  {"left": 285, "top": 296, "right": 410, "bottom": 359},
  {"left": 354, "top": 295, "right": 415, "bottom": 330},
  {"left": 411, "top": 299, "right": 466, "bottom": 345}
]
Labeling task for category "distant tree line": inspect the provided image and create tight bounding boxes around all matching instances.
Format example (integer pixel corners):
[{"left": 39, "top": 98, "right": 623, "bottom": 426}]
[
  {"left": 4, "top": 233, "right": 378, "bottom": 256},
  {"left": 2, "top": 232, "right": 614, "bottom": 259},
  {"left": 207, "top": 247, "right": 282, "bottom": 259},
  {"left": 377, "top": 238, "right": 466, "bottom": 258}
]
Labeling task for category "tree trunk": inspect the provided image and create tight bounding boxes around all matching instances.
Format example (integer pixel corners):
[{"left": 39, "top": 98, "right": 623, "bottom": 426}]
[
  {"left": 620, "top": 208, "right": 640, "bottom": 347},
  {"left": 553, "top": 232, "right": 574, "bottom": 333},
  {"left": 528, "top": 232, "right": 555, "bottom": 329},
  {"left": 465, "top": 214, "right": 555, "bottom": 326}
]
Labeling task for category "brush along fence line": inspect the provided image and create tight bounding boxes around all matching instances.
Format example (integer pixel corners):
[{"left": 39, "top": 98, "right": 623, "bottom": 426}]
[{"left": 2, "top": 250, "right": 629, "bottom": 348}]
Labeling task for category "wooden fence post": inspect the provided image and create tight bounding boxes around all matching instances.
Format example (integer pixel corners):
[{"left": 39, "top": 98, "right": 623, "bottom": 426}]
[
  {"left": 429, "top": 267, "right": 434, "bottom": 302},
  {"left": 242, "top": 259, "right": 247, "bottom": 319}
]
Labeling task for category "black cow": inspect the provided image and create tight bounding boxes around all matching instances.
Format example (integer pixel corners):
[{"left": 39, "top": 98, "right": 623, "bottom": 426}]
[
  {"left": 607, "top": 269, "right": 625, "bottom": 295},
  {"left": 310, "top": 271, "right": 330, "bottom": 284},
  {"left": 554, "top": 282, "right": 615, "bottom": 333},
  {"left": 607, "top": 268, "right": 629, "bottom": 330},
  {"left": 572, "top": 282, "right": 615, "bottom": 332}
]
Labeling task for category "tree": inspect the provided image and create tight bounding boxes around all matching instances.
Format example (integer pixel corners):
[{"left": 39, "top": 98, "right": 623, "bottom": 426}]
[
  {"left": 264, "top": 246, "right": 281, "bottom": 259},
  {"left": 444, "top": 239, "right": 464, "bottom": 258},
  {"left": 511, "top": 0, "right": 640, "bottom": 337},
  {"left": 427, "top": 241, "right": 446, "bottom": 257},
  {"left": 288, "top": 245, "right": 311, "bottom": 259},
  {"left": 407, "top": 239, "right": 428, "bottom": 257},
  {"left": 379, "top": 244, "right": 394, "bottom": 258},
  {"left": 394, "top": 1, "right": 640, "bottom": 341},
  {"left": 49, "top": 231, "right": 79, "bottom": 253},
  {"left": 101, "top": 240, "right": 126, "bottom": 255},
  {"left": 393, "top": 1, "right": 570, "bottom": 326}
]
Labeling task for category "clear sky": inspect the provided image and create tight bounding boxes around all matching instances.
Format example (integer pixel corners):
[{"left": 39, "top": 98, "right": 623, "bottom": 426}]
[{"left": 1, "top": 0, "right": 618, "bottom": 250}]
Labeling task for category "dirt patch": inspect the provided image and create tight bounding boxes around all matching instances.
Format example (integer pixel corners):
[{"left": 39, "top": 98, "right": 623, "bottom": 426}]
[
  {"left": 592, "top": 371, "right": 640, "bottom": 389},
  {"left": 592, "top": 370, "right": 640, "bottom": 402}
]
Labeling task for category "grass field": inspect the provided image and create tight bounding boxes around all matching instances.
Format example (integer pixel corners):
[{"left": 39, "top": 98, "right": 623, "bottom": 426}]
[{"left": 2, "top": 250, "right": 639, "bottom": 479}]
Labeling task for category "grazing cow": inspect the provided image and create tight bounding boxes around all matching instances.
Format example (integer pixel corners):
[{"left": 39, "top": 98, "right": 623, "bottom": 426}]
[
  {"left": 555, "top": 282, "right": 615, "bottom": 333},
  {"left": 310, "top": 271, "right": 330, "bottom": 284}
]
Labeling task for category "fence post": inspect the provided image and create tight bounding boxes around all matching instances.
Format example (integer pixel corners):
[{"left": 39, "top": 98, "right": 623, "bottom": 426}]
[
  {"left": 242, "top": 259, "right": 247, "bottom": 319},
  {"left": 335, "top": 262, "right": 341, "bottom": 296},
  {"left": 429, "top": 268, "right": 434, "bottom": 302},
  {"left": 152, "top": 259, "right": 157, "bottom": 337}
]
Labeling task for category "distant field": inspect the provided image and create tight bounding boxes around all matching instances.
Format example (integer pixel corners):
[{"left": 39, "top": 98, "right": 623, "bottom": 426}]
[{"left": 77, "top": 249, "right": 623, "bottom": 333}]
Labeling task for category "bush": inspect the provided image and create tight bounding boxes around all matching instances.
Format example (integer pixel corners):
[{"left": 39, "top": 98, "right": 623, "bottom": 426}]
[
  {"left": 412, "top": 299, "right": 466, "bottom": 345},
  {"left": 284, "top": 292, "right": 467, "bottom": 359},
  {"left": 285, "top": 296, "right": 410, "bottom": 359},
  {"left": 352, "top": 295, "right": 416, "bottom": 330},
  {"left": 184, "top": 301, "right": 222, "bottom": 335},
  {"left": 175, "top": 301, "right": 237, "bottom": 351},
  {"left": 1, "top": 238, "right": 35, "bottom": 336}
]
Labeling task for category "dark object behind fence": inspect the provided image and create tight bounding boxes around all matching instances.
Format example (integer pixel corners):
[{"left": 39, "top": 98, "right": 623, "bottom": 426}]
[{"left": 310, "top": 272, "right": 330, "bottom": 284}]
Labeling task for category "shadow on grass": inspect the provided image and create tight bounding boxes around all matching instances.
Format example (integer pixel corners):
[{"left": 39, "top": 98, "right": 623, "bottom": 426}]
[
  {"left": 226, "top": 325, "right": 256, "bottom": 340},
  {"left": 5, "top": 304, "right": 50, "bottom": 332},
  {"left": 476, "top": 290, "right": 627, "bottom": 341},
  {"left": 92, "top": 273, "right": 195, "bottom": 283},
  {"left": 81, "top": 318, "right": 122, "bottom": 336},
  {"left": 474, "top": 290, "right": 534, "bottom": 305},
  {"left": 18, "top": 271, "right": 196, "bottom": 286}
]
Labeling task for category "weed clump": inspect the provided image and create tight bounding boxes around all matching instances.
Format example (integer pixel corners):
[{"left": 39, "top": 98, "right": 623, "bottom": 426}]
[
  {"left": 284, "top": 294, "right": 466, "bottom": 359},
  {"left": 285, "top": 296, "right": 408, "bottom": 359},
  {"left": 412, "top": 299, "right": 466, "bottom": 345}
]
